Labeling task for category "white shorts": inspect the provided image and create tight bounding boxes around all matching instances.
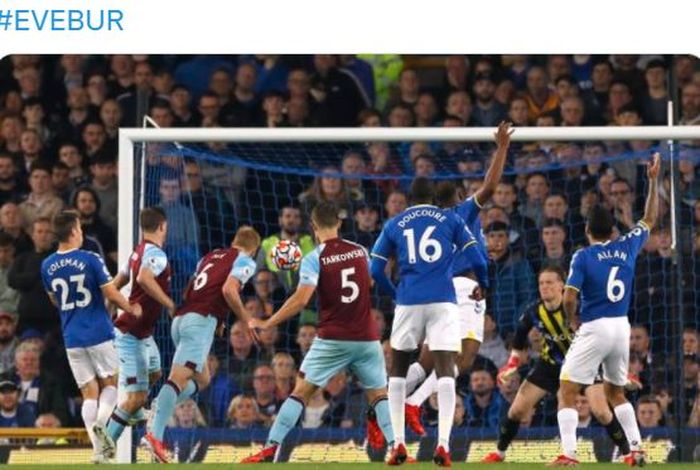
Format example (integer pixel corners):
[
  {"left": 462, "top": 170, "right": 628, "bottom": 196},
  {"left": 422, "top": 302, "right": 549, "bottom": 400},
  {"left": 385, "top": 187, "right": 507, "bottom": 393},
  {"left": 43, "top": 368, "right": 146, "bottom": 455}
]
[
  {"left": 453, "top": 277, "right": 486, "bottom": 343},
  {"left": 391, "top": 302, "right": 460, "bottom": 352},
  {"left": 66, "top": 340, "right": 119, "bottom": 388},
  {"left": 560, "top": 316, "right": 630, "bottom": 386}
]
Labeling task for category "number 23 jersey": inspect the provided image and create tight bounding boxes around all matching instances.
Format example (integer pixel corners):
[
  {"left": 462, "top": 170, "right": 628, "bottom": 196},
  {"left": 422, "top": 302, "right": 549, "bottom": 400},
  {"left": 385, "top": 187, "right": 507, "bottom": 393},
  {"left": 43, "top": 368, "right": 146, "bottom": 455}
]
[{"left": 565, "top": 221, "right": 649, "bottom": 323}]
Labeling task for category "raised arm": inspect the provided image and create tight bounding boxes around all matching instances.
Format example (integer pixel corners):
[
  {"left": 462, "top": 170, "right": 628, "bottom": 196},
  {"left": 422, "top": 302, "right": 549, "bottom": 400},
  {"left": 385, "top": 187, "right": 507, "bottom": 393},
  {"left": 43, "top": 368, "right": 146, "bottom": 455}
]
[
  {"left": 473, "top": 121, "right": 513, "bottom": 206},
  {"left": 641, "top": 152, "right": 661, "bottom": 229}
]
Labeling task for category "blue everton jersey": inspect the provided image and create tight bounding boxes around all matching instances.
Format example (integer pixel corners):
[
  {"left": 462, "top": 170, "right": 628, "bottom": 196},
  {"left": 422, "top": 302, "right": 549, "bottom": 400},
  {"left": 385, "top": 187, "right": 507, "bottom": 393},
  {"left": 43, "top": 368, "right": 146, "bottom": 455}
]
[
  {"left": 41, "top": 249, "right": 115, "bottom": 348},
  {"left": 371, "top": 204, "right": 475, "bottom": 305},
  {"left": 452, "top": 196, "right": 487, "bottom": 274},
  {"left": 565, "top": 221, "right": 649, "bottom": 323}
]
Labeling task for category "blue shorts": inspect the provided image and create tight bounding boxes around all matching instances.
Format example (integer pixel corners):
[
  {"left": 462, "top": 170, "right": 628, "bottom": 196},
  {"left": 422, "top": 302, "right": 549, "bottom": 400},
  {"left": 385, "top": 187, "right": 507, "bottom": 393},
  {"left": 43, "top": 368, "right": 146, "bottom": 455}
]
[
  {"left": 114, "top": 330, "right": 161, "bottom": 392},
  {"left": 300, "top": 338, "right": 387, "bottom": 389},
  {"left": 171, "top": 313, "right": 217, "bottom": 374}
]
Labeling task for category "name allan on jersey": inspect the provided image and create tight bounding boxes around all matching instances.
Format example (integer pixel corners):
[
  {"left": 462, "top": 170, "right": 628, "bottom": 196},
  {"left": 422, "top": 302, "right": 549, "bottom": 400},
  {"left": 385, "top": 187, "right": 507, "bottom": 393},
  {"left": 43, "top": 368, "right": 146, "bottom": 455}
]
[{"left": 596, "top": 249, "right": 627, "bottom": 262}]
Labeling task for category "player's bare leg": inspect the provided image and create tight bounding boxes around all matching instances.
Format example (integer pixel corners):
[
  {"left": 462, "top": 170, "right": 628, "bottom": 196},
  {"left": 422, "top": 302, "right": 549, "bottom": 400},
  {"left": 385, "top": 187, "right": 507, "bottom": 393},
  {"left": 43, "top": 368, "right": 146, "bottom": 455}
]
[
  {"left": 145, "top": 364, "right": 206, "bottom": 462},
  {"left": 364, "top": 388, "right": 396, "bottom": 451},
  {"left": 604, "top": 382, "right": 645, "bottom": 466},
  {"left": 431, "top": 350, "right": 457, "bottom": 467},
  {"left": 242, "top": 377, "right": 318, "bottom": 463},
  {"left": 586, "top": 383, "right": 630, "bottom": 457},
  {"left": 483, "top": 380, "right": 548, "bottom": 462},
  {"left": 551, "top": 380, "right": 582, "bottom": 466}
]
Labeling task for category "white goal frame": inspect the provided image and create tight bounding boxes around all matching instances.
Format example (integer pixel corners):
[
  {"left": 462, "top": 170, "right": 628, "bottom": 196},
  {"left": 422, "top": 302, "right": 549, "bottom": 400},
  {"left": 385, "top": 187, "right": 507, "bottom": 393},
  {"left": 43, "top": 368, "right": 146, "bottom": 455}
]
[{"left": 115, "top": 123, "right": 700, "bottom": 462}]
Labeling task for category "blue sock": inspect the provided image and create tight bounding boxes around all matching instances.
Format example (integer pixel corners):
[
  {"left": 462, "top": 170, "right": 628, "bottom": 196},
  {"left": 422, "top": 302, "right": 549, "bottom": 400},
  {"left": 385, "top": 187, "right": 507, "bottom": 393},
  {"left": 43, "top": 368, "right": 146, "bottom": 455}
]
[
  {"left": 106, "top": 406, "right": 131, "bottom": 442},
  {"left": 151, "top": 380, "right": 179, "bottom": 441},
  {"left": 176, "top": 380, "right": 198, "bottom": 404},
  {"left": 373, "top": 397, "right": 395, "bottom": 447},
  {"left": 266, "top": 396, "right": 304, "bottom": 447}
]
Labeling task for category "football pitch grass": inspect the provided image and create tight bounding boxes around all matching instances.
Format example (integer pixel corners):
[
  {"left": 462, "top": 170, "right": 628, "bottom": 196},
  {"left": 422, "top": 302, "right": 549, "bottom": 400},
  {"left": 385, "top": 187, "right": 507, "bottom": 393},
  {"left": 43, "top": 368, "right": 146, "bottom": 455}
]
[{"left": 2, "top": 464, "right": 698, "bottom": 469}]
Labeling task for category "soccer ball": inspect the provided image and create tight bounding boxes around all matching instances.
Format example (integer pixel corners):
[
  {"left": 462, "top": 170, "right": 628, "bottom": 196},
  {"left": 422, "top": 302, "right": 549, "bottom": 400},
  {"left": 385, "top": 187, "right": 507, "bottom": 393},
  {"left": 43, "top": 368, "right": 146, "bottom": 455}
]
[{"left": 271, "top": 240, "right": 302, "bottom": 271}]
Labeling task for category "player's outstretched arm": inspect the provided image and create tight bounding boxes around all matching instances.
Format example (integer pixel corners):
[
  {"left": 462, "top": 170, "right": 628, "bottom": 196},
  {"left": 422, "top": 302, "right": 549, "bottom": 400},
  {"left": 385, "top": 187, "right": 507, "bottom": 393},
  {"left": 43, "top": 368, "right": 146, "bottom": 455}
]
[
  {"left": 369, "top": 255, "right": 396, "bottom": 299},
  {"left": 252, "top": 285, "right": 315, "bottom": 331},
  {"left": 562, "top": 286, "right": 579, "bottom": 331},
  {"left": 641, "top": 152, "right": 661, "bottom": 230},
  {"left": 102, "top": 283, "right": 142, "bottom": 317},
  {"left": 137, "top": 266, "right": 176, "bottom": 315},
  {"left": 473, "top": 121, "right": 513, "bottom": 206},
  {"left": 222, "top": 276, "right": 249, "bottom": 322}
]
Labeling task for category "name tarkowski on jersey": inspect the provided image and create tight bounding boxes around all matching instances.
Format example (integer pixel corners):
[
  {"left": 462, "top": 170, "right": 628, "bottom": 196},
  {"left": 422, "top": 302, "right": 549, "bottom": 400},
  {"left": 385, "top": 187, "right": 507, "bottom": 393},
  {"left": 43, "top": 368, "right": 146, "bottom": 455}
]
[{"left": 321, "top": 248, "right": 366, "bottom": 266}]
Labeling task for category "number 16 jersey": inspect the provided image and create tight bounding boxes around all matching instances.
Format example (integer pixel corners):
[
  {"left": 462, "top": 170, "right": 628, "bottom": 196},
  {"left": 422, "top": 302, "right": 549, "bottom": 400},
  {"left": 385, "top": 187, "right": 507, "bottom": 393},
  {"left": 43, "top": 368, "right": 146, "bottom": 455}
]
[
  {"left": 371, "top": 204, "right": 476, "bottom": 306},
  {"left": 565, "top": 221, "right": 649, "bottom": 323}
]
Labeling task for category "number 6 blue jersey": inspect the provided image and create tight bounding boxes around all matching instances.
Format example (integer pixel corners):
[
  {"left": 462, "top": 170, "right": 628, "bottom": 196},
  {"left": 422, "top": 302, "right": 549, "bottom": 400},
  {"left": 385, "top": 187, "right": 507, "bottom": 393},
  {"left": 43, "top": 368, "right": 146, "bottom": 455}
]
[
  {"left": 371, "top": 204, "right": 476, "bottom": 305},
  {"left": 41, "top": 249, "right": 115, "bottom": 348},
  {"left": 565, "top": 221, "right": 650, "bottom": 323}
]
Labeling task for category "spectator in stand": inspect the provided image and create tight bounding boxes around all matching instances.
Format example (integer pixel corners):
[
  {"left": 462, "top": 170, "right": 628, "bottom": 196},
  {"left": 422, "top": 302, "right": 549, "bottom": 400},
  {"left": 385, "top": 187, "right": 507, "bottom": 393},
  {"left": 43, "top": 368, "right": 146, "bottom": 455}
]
[
  {"left": 384, "top": 68, "right": 420, "bottom": 115},
  {"left": 250, "top": 270, "right": 285, "bottom": 319},
  {"left": 295, "top": 323, "right": 316, "bottom": 365},
  {"left": 479, "top": 313, "right": 509, "bottom": 368},
  {"left": 485, "top": 221, "right": 536, "bottom": 328},
  {"left": 229, "top": 320, "right": 260, "bottom": 390},
  {"left": 89, "top": 151, "right": 118, "bottom": 232},
  {"left": 51, "top": 162, "right": 73, "bottom": 204},
  {"left": 520, "top": 173, "right": 549, "bottom": 227},
  {"left": 636, "top": 395, "right": 664, "bottom": 428},
  {"left": 383, "top": 190, "right": 407, "bottom": 220},
  {"left": 471, "top": 73, "right": 507, "bottom": 127},
  {"left": 301, "top": 387, "right": 330, "bottom": 429},
  {"left": 575, "top": 393, "right": 594, "bottom": 428},
  {"left": 365, "top": 142, "right": 400, "bottom": 196},
  {"left": 208, "top": 67, "right": 233, "bottom": 108},
  {"left": 508, "top": 97, "right": 530, "bottom": 127},
  {"left": 201, "top": 353, "right": 240, "bottom": 428},
  {"left": 0, "top": 153, "right": 26, "bottom": 206},
  {"left": 81, "top": 120, "right": 108, "bottom": 160},
  {"left": 18, "top": 129, "right": 44, "bottom": 177},
  {"left": 167, "top": 399, "right": 208, "bottom": 462},
  {"left": 56, "top": 143, "right": 88, "bottom": 186},
  {"left": 170, "top": 85, "right": 196, "bottom": 127},
  {"left": 0, "top": 203, "right": 32, "bottom": 254},
  {"left": 181, "top": 160, "right": 235, "bottom": 254},
  {"left": 0, "top": 312, "right": 19, "bottom": 374},
  {"left": 0, "top": 115, "right": 24, "bottom": 158},
  {"left": 8, "top": 342, "right": 69, "bottom": 426},
  {"left": 310, "top": 55, "right": 368, "bottom": 127},
  {"left": 18, "top": 163, "right": 64, "bottom": 230},
  {"left": 271, "top": 352, "right": 296, "bottom": 402},
  {"left": 464, "top": 365, "right": 504, "bottom": 428},
  {"left": 532, "top": 219, "right": 570, "bottom": 274},
  {"left": 0, "top": 379, "right": 33, "bottom": 427},
  {"left": 684, "top": 327, "right": 699, "bottom": 355},
  {"left": 256, "top": 206, "right": 314, "bottom": 293},
  {"left": 71, "top": 186, "right": 118, "bottom": 270},
  {"left": 524, "top": 66, "right": 559, "bottom": 123},
  {"left": 641, "top": 59, "right": 668, "bottom": 125},
  {"left": 8, "top": 218, "right": 58, "bottom": 334},
  {"left": 444, "top": 90, "right": 473, "bottom": 126},
  {"left": 251, "top": 364, "right": 279, "bottom": 423},
  {"left": 680, "top": 83, "right": 700, "bottom": 127},
  {"left": 609, "top": 177, "right": 637, "bottom": 231},
  {"left": 559, "top": 96, "right": 585, "bottom": 127},
  {"left": 341, "top": 151, "right": 374, "bottom": 204},
  {"left": 117, "top": 61, "right": 163, "bottom": 127},
  {"left": 386, "top": 103, "right": 414, "bottom": 127},
  {"left": 413, "top": 92, "right": 439, "bottom": 127},
  {"left": 258, "top": 325, "right": 279, "bottom": 360},
  {"left": 227, "top": 395, "right": 265, "bottom": 429},
  {"left": 299, "top": 166, "right": 361, "bottom": 227},
  {"left": 219, "top": 63, "right": 258, "bottom": 127},
  {"left": 349, "top": 204, "right": 381, "bottom": 250},
  {"left": 554, "top": 75, "right": 579, "bottom": 102},
  {"left": 259, "top": 91, "right": 287, "bottom": 128},
  {"left": 99, "top": 99, "right": 122, "bottom": 144},
  {"left": 0, "top": 234, "right": 19, "bottom": 316},
  {"left": 543, "top": 193, "right": 585, "bottom": 246},
  {"left": 684, "top": 353, "right": 699, "bottom": 419},
  {"left": 607, "top": 80, "right": 634, "bottom": 124}
]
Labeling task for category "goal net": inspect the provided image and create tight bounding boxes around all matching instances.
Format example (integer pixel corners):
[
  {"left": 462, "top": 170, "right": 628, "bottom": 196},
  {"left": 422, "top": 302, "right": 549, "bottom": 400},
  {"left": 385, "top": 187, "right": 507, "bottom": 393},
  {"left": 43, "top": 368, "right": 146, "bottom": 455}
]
[{"left": 109, "top": 125, "right": 700, "bottom": 464}]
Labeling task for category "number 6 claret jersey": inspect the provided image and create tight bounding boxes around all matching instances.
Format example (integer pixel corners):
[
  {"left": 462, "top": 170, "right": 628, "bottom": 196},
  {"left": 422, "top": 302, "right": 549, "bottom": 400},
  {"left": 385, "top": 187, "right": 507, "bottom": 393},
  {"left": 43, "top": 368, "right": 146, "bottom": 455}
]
[
  {"left": 565, "top": 221, "right": 650, "bottom": 322},
  {"left": 299, "top": 238, "right": 378, "bottom": 341}
]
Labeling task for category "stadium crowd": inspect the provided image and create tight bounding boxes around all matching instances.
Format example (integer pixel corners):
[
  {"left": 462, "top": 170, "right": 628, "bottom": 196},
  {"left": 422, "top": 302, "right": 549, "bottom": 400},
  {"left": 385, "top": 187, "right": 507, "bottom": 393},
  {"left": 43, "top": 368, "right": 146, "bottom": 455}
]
[{"left": 0, "top": 54, "right": 699, "bottom": 435}]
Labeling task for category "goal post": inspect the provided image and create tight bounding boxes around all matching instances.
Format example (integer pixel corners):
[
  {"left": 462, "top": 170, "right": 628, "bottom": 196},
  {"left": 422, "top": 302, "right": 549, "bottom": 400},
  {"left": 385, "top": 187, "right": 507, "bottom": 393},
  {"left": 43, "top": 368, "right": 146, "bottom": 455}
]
[{"left": 115, "top": 124, "right": 700, "bottom": 464}]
